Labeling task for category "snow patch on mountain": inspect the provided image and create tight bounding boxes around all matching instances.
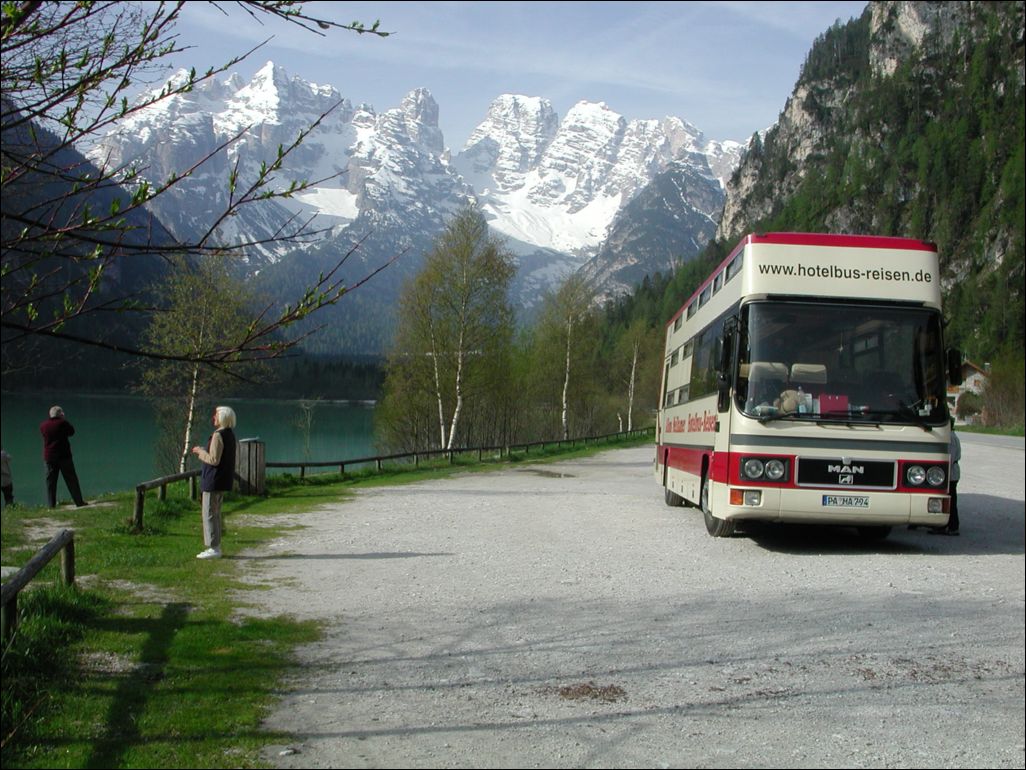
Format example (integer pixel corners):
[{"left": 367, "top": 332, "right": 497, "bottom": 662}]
[{"left": 455, "top": 95, "right": 738, "bottom": 260}]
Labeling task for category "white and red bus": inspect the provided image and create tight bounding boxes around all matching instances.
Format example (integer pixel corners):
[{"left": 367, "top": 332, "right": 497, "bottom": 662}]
[{"left": 655, "top": 232, "right": 962, "bottom": 539}]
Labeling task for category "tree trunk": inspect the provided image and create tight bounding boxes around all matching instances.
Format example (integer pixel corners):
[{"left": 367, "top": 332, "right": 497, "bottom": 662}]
[
  {"left": 430, "top": 325, "right": 447, "bottom": 449},
  {"left": 447, "top": 347, "right": 465, "bottom": 451},
  {"left": 446, "top": 290, "right": 470, "bottom": 450},
  {"left": 561, "top": 316, "right": 573, "bottom": 441},
  {"left": 627, "top": 339, "right": 639, "bottom": 432},
  {"left": 179, "top": 364, "right": 200, "bottom": 473}
]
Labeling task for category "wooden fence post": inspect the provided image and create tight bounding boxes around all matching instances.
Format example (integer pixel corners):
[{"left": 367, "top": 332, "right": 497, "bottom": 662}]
[
  {"left": 236, "top": 438, "right": 266, "bottom": 495},
  {"left": 1, "top": 595, "right": 15, "bottom": 641},
  {"left": 61, "top": 538, "right": 75, "bottom": 585},
  {"left": 134, "top": 488, "right": 145, "bottom": 530}
]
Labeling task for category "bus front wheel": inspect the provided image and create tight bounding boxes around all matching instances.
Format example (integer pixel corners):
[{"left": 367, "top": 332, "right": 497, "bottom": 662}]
[
  {"left": 702, "top": 476, "right": 735, "bottom": 537},
  {"left": 665, "top": 487, "right": 684, "bottom": 507}
]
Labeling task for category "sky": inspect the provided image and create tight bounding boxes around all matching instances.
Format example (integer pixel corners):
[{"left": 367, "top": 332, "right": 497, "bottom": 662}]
[{"left": 170, "top": 1, "right": 868, "bottom": 149}]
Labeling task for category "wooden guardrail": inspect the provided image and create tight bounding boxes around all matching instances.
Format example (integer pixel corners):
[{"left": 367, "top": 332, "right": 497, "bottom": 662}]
[
  {"left": 134, "top": 470, "right": 200, "bottom": 530},
  {"left": 1, "top": 529, "right": 76, "bottom": 642},
  {"left": 266, "top": 427, "right": 655, "bottom": 478}
]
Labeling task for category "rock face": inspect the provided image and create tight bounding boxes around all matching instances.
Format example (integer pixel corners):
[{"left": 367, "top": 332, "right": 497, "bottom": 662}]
[
  {"left": 90, "top": 62, "right": 742, "bottom": 352},
  {"left": 716, "top": 0, "right": 1024, "bottom": 246},
  {"left": 578, "top": 161, "right": 725, "bottom": 303}
]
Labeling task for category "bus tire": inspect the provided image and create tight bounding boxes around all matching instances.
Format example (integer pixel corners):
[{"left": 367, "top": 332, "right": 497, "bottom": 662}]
[
  {"left": 856, "top": 526, "right": 892, "bottom": 541},
  {"left": 702, "top": 475, "right": 735, "bottom": 537},
  {"left": 665, "top": 487, "right": 684, "bottom": 507}
]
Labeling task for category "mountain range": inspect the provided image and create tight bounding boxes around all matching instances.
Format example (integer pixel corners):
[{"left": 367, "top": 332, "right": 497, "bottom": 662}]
[{"left": 89, "top": 64, "right": 742, "bottom": 353}]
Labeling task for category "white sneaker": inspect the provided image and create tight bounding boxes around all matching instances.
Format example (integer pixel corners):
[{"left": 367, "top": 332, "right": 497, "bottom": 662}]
[{"left": 196, "top": 548, "right": 222, "bottom": 559}]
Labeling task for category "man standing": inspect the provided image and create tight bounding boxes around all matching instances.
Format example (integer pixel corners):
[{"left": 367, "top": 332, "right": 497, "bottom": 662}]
[{"left": 40, "top": 406, "right": 87, "bottom": 508}]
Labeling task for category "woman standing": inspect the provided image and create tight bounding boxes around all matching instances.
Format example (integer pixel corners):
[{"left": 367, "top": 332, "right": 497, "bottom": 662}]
[{"left": 191, "top": 405, "right": 237, "bottom": 559}]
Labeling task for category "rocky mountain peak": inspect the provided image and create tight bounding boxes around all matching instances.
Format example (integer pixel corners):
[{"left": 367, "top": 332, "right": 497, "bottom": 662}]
[
  {"left": 393, "top": 88, "right": 444, "bottom": 154},
  {"left": 89, "top": 60, "right": 741, "bottom": 352}
]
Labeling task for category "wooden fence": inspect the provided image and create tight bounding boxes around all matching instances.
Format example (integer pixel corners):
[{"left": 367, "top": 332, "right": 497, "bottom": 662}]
[
  {"left": 134, "top": 470, "right": 199, "bottom": 529},
  {"left": 132, "top": 427, "right": 655, "bottom": 527},
  {"left": 265, "top": 427, "right": 655, "bottom": 478},
  {"left": 1, "top": 529, "right": 76, "bottom": 642}
]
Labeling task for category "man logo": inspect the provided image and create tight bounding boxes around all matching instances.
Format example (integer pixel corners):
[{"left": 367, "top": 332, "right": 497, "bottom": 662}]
[
  {"left": 828, "top": 464, "right": 865, "bottom": 474},
  {"left": 839, "top": 474, "right": 855, "bottom": 485}
]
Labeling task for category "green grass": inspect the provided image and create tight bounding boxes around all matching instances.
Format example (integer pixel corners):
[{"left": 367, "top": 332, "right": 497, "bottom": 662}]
[
  {"left": 956, "top": 423, "right": 1025, "bottom": 437},
  {"left": 1, "top": 491, "right": 322, "bottom": 768},
  {"left": 0, "top": 430, "right": 653, "bottom": 768}
]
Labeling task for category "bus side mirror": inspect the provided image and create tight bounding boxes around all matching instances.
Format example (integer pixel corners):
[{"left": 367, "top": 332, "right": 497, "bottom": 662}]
[{"left": 947, "top": 348, "right": 963, "bottom": 386}]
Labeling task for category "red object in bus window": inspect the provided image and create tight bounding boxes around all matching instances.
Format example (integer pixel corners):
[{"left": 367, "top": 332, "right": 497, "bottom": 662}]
[{"left": 820, "top": 394, "right": 849, "bottom": 414}]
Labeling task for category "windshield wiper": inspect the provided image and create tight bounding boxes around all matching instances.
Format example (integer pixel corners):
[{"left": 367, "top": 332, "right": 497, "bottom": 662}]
[{"left": 896, "top": 402, "right": 935, "bottom": 432}]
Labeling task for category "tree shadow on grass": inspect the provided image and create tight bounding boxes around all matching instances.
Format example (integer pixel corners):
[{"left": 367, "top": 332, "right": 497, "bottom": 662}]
[{"left": 84, "top": 602, "right": 189, "bottom": 769}]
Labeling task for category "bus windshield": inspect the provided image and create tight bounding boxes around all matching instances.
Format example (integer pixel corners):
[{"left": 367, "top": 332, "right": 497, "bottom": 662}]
[{"left": 735, "top": 301, "right": 949, "bottom": 426}]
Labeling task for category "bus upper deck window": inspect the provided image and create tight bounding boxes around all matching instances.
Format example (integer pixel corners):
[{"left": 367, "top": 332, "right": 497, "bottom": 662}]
[{"left": 726, "top": 254, "right": 742, "bottom": 281}]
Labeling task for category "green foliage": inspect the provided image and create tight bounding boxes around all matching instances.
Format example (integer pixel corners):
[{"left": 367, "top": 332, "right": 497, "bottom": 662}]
[
  {"left": 980, "top": 351, "right": 1026, "bottom": 431},
  {"left": 956, "top": 390, "right": 983, "bottom": 420},
  {"left": 378, "top": 206, "right": 517, "bottom": 451},
  {"left": 798, "top": 12, "right": 872, "bottom": 89}
]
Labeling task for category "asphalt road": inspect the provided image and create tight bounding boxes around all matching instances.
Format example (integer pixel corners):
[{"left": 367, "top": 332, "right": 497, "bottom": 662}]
[{"left": 239, "top": 432, "right": 1025, "bottom": 769}]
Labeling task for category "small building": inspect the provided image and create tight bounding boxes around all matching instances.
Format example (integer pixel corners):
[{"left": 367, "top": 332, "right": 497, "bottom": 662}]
[{"left": 947, "top": 360, "right": 989, "bottom": 422}]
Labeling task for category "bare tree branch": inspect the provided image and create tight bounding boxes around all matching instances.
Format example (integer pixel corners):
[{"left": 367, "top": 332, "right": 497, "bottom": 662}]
[{"left": 2, "top": 1, "right": 396, "bottom": 369}]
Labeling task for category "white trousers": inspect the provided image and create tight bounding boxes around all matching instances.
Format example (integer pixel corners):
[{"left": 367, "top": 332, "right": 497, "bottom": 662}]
[{"left": 201, "top": 491, "right": 223, "bottom": 549}]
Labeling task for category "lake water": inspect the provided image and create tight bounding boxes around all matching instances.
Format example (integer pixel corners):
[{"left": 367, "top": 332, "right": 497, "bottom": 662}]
[{"left": 1, "top": 393, "right": 378, "bottom": 507}]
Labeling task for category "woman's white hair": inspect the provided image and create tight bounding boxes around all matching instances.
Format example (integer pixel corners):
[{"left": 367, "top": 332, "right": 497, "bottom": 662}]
[{"left": 215, "top": 405, "right": 236, "bottom": 428}]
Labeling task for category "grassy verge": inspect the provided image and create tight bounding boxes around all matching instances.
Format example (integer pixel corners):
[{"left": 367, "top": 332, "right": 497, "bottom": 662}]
[
  {"left": 956, "top": 423, "right": 1025, "bottom": 437},
  {"left": 1, "top": 431, "right": 653, "bottom": 768}
]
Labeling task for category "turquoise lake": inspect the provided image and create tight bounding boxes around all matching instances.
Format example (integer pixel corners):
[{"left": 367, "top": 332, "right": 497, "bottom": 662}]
[{"left": 1, "top": 393, "right": 378, "bottom": 507}]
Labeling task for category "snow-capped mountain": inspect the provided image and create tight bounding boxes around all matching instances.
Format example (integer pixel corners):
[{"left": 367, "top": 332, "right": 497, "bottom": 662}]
[
  {"left": 453, "top": 95, "right": 739, "bottom": 303},
  {"left": 455, "top": 95, "right": 730, "bottom": 254},
  {"left": 89, "top": 62, "right": 742, "bottom": 352},
  {"left": 91, "top": 62, "right": 473, "bottom": 269}
]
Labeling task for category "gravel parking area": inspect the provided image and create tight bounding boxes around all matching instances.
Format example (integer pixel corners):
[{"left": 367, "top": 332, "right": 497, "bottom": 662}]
[{"left": 238, "top": 435, "right": 1025, "bottom": 769}]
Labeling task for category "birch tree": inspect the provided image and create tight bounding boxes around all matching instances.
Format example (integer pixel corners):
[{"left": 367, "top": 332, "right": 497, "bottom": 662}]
[
  {"left": 614, "top": 318, "right": 659, "bottom": 432},
  {"left": 535, "top": 274, "right": 598, "bottom": 440},
  {"left": 380, "top": 207, "right": 515, "bottom": 451},
  {"left": 139, "top": 256, "right": 260, "bottom": 472}
]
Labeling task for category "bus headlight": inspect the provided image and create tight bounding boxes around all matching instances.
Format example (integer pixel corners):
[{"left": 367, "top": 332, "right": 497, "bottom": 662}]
[
  {"left": 907, "top": 465, "right": 927, "bottom": 485},
  {"left": 926, "top": 466, "right": 946, "bottom": 486},
  {"left": 742, "top": 458, "right": 765, "bottom": 479},
  {"left": 740, "top": 456, "right": 789, "bottom": 482}
]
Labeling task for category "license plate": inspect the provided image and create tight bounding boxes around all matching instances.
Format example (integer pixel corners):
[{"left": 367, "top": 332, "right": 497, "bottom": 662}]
[{"left": 822, "top": 495, "right": 870, "bottom": 508}]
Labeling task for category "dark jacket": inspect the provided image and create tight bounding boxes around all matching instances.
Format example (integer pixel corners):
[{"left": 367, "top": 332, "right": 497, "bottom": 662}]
[
  {"left": 200, "top": 427, "right": 237, "bottom": 493},
  {"left": 40, "top": 417, "right": 75, "bottom": 462}
]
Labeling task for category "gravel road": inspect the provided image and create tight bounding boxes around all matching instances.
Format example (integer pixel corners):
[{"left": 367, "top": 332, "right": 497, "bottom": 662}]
[{"left": 238, "top": 434, "right": 1025, "bottom": 769}]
